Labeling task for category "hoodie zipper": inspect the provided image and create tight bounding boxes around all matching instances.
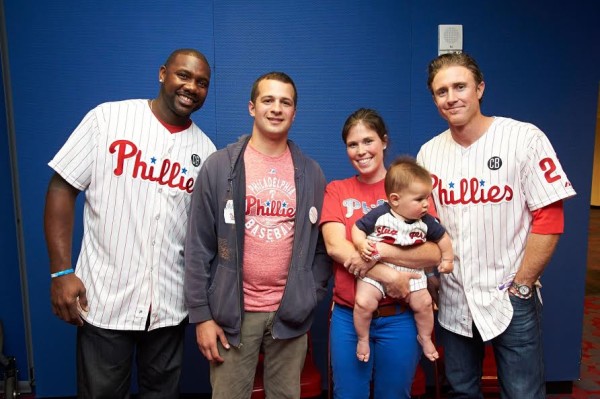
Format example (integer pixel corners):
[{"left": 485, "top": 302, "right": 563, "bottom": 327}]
[{"left": 229, "top": 142, "right": 245, "bottom": 347}]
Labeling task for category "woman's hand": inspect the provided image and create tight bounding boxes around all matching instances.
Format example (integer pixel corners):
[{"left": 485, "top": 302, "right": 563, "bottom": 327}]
[
  {"left": 343, "top": 251, "right": 376, "bottom": 278},
  {"left": 380, "top": 269, "right": 422, "bottom": 301}
]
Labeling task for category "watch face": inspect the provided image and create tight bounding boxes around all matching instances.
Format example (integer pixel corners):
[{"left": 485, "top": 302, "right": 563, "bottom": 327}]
[{"left": 518, "top": 285, "right": 531, "bottom": 296}]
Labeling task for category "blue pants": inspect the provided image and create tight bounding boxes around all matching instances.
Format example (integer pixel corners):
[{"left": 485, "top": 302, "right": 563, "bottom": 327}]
[
  {"left": 330, "top": 304, "right": 420, "bottom": 399},
  {"left": 442, "top": 293, "right": 545, "bottom": 399}
]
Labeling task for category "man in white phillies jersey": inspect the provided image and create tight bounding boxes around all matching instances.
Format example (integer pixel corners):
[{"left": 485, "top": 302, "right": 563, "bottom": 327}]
[
  {"left": 417, "top": 52, "right": 576, "bottom": 399},
  {"left": 44, "top": 49, "right": 216, "bottom": 398}
]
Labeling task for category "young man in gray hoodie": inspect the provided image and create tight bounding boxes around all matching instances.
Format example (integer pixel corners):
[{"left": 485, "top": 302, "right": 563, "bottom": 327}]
[{"left": 184, "top": 71, "right": 331, "bottom": 399}]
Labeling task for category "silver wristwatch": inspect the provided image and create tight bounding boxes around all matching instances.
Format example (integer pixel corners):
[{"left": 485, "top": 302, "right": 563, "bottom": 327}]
[{"left": 510, "top": 281, "right": 532, "bottom": 299}]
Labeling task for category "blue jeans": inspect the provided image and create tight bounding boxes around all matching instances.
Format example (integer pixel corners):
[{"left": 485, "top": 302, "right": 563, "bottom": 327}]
[
  {"left": 330, "top": 304, "right": 420, "bottom": 399},
  {"left": 442, "top": 293, "right": 545, "bottom": 399}
]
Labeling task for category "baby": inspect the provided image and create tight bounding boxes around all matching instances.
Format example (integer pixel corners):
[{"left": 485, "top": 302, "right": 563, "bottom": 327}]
[{"left": 352, "top": 156, "right": 453, "bottom": 362}]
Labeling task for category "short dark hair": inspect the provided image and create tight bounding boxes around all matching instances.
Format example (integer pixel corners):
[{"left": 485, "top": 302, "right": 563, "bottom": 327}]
[
  {"left": 164, "top": 48, "right": 210, "bottom": 70},
  {"left": 250, "top": 72, "right": 297, "bottom": 106},
  {"left": 384, "top": 155, "right": 432, "bottom": 197}
]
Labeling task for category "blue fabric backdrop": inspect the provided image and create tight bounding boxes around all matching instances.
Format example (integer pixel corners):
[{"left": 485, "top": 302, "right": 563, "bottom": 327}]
[{"left": 2, "top": 0, "right": 599, "bottom": 396}]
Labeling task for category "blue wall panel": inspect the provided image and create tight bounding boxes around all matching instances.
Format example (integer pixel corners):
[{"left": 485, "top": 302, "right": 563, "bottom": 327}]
[
  {"left": 212, "top": 1, "right": 414, "bottom": 183},
  {"left": 2, "top": 0, "right": 599, "bottom": 396}
]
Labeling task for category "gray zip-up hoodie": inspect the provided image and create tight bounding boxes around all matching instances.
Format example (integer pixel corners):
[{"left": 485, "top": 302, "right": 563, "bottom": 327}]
[{"left": 184, "top": 135, "right": 331, "bottom": 346}]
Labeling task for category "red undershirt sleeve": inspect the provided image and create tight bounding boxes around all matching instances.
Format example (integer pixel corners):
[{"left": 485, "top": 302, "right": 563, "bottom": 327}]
[{"left": 531, "top": 200, "right": 564, "bottom": 234}]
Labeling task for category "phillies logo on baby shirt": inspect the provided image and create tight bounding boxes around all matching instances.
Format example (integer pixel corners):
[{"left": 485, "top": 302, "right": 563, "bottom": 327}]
[
  {"left": 377, "top": 225, "right": 426, "bottom": 245},
  {"left": 375, "top": 225, "right": 399, "bottom": 238},
  {"left": 109, "top": 139, "right": 195, "bottom": 193}
]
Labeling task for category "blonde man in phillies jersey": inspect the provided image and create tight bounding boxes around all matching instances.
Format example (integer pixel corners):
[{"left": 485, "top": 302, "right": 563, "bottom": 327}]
[
  {"left": 44, "top": 49, "right": 216, "bottom": 398},
  {"left": 417, "top": 52, "right": 576, "bottom": 399}
]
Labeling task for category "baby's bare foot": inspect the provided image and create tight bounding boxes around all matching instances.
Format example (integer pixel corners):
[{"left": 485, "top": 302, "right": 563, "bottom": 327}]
[
  {"left": 356, "top": 339, "right": 370, "bottom": 362},
  {"left": 417, "top": 335, "right": 439, "bottom": 361}
]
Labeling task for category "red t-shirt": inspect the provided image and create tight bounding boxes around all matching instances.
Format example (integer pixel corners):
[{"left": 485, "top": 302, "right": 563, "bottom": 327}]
[{"left": 320, "top": 176, "right": 397, "bottom": 307}]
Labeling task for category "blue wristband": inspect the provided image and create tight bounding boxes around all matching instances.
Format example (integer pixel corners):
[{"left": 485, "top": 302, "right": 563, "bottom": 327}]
[
  {"left": 425, "top": 271, "right": 438, "bottom": 278},
  {"left": 51, "top": 268, "right": 74, "bottom": 279}
]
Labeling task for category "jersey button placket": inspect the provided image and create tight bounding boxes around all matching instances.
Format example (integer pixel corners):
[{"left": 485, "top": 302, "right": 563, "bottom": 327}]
[{"left": 458, "top": 202, "right": 473, "bottom": 331}]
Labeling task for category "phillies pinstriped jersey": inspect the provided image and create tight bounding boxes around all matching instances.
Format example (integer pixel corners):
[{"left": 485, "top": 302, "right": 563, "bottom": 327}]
[
  {"left": 49, "top": 99, "right": 216, "bottom": 331},
  {"left": 356, "top": 203, "right": 446, "bottom": 292},
  {"left": 417, "top": 117, "right": 576, "bottom": 340}
]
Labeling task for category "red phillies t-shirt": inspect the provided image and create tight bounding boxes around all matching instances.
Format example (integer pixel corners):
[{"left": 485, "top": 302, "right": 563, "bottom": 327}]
[
  {"left": 320, "top": 176, "right": 393, "bottom": 308},
  {"left": 243, "top": 144, "right": 296, "bottom": 311}
]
